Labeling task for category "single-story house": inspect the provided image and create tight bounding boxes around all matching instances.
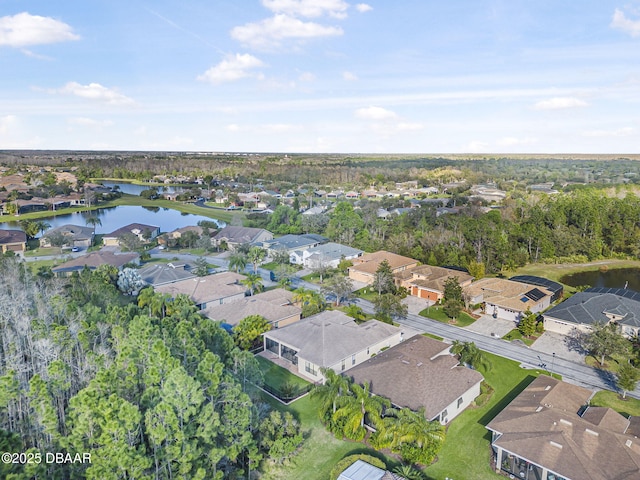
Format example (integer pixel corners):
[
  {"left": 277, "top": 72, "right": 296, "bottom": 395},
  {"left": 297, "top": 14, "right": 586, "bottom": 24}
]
[
  {"left": 262, "top": 310, "right": 406, "bottom": 383},
  {"left": 137, "top": 262, "right": 196, "bottom": 287},
  {"left": 464, "top": 277, "right": 553, "bottom": 322},
  {"left": 154, "top": 271, "right": 247, "bottom": 310},
  {"left": 510, "top": 275, "right": 564, "bottom": 303},
  {"left": 0, "top": 229, "right": 27, "bottom": 255},
  {"left": 40, "top": 224, "right": 94, "bottom": 248},
  {"left": 212, "top": 226, "right": 273, "bottom": 251},
  {"left": 486, "top": 375, "right": 640, "bottom": 480},
  {"left": 291, "top": 242, "right": 363, "bottom": 269},
  {"left": 543, "top": 287, "right": 640, "bottom": 338},
  {"left": 347, "top": 335, "right": 483, "bottom": 425},
  {"left": 203, "top": 288, "right": 301, "bottom": 329},
  {"left": 261, "top": 234, "right": 327, "bottom": 255},
  {"left": 337, "top": 460, "right": 405, "bottom": 480},
  {"left": 52, "top": 251, "right": 140, "bottom": 276},
  {"left": 348, "top": 251, "right": 419, "bottom": 285},
  {"left": 396, "top": 265, "right": 474, "bottom": 303},
  {"left": 102, "top": 223, "right": 160, "bottom": 247}
]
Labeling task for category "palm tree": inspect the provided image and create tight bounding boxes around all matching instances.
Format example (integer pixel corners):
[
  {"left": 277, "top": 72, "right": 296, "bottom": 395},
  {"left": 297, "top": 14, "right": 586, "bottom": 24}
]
[
  {"left": 393, "top": 465, "right": 426, "bottom": 480},
  {"left": 85, "top": 216, "right": 102, "bottom": 246},
  {"left": 228, "top": 251, "right": 248, "bottom": 273},
  {"left": 393, "top": 407, "right": 445, "bottom": 448},
  {"left": 35, "top": 221, "right": 51, "bottom": 237},
  {"left": 451, "top": 340, "right": 490, "bottom": 371},
  {"left": 311, "top": 368, "right": 352, "bottom": 416},
  {"left": 333, "top": 381, "right": 390, "bottom": 441},
  {"left": 247, "top": 246, "right": 266, "bottom": 274},
  {"left": 241, "top": 273, "right": 264, "bottom": 296}
]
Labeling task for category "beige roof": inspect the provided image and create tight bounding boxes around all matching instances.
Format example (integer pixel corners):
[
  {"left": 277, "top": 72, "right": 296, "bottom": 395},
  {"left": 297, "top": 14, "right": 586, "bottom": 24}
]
[
  {"left": 264, "top": 310, "right": 402, "bottom": 368},
  {"left": 350, "top": 250, "right": 418, "bottom": 276},
  {"left": 155, "top": 271, "right": 246, "bottom": 305},
  {"left": 397, "top": 265, "right": 474, "bottom": 292},
  {"left": 52, "top": 251, "right": 139, "bottom": 273},
  {"left": 464, "top": 277, "right": 552, "bottom": 311},
  {"left": 202, "top": 288, "right": 300, "bottom": 326},
  {"left": 486, "top": 375, "right": 640, "bottom": 480},
  {"left": 347, "top": 335, "right": 483, "bottom": 420}
]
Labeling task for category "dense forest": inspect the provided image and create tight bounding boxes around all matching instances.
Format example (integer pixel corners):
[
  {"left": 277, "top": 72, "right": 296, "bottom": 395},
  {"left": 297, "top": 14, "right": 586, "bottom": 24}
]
[
  {"left": 0, "top": 258, "right": 300, "bottom": 480},
  {"left": 246, "top": 189, "right": 640, "bottom": 274}
]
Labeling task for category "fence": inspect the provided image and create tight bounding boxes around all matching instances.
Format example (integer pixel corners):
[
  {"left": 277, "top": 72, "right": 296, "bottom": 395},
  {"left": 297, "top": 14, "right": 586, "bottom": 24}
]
[{"left": 259, "top": 382, "right": 315, "bottom": 405}]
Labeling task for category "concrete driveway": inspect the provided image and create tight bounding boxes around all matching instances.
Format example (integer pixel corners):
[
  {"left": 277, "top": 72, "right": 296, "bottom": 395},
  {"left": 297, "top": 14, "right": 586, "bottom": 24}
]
[
  {"left": 464, "top": 314, "right": 515, "bottom": 338},
  {"left": 531, "top": 331, "right": 586, "bottom": 364}
]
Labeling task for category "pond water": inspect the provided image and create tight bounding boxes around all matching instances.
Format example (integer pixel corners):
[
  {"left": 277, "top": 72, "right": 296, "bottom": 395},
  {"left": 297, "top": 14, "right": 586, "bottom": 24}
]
[
  {"left": 101, "top": 182, "right": 186, "bottom": 196},
  {"left": 560, "top": 267, "right": 640, "bottom": 292},
  {"left": 0, "top": 205, "right": 224, "bottom": 235}
]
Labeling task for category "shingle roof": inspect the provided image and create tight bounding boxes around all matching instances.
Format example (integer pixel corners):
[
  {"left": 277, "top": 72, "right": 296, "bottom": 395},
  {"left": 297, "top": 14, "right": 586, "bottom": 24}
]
[
  {"left": 43, "top": 224, "right": 93, "bottom": 241},
  {"left": 304, "top": 242, "right": 363, "bottom": 262},
  {"left": 464, "top": 277, "right": 553, "bottom": 311},
  {"left": 264, "top": 234, "right": 327, "bottom": 251},
  {"left": 486, "top": 375, "right": 640, "bottom": 480},
  {"left": 155, "top": 271, "right": 246, "bottom": 305},
  {"left": 52, "top": 251, "right": 139, "bottom": 273},
  {"left": 202, "top": 288, "right": 300, "bottom": 326},
  {"left": 349, "top": 250, "right": 418, "bottom": 276},
  {"left": 264, "top": 310, "right": 402, "bottom": 368},
  {"left": 544, "top": 288, "right": 640, "bottom": 329},
  {"left": 0, "top": 229, "right": 27, "bottom": 244},
  {"left": 137, "top": 263, "right": 196, "bottom": 286},
  {"left": 104, "top": 223, "right": 159, "bottom": 238},
  {"left": 347, "top": 336, "right": 483, "bottom": 420},
  {"left": 396, "top": 265, "right": 474, "bottom": 292},
  {"left": 213, "top": 226, "right": 271, "bottom": 244}
]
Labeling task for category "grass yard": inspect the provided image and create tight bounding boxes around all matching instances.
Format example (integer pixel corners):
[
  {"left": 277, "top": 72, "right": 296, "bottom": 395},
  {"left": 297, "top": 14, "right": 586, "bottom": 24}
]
[
  {"left": 591, "top": 390, "right": 640, "bottom": 418},
  {"left": 419, "top": 305, "right": 477, "bottom": 327},
  {"left": 584, "top": 353, "right": 629, "bottom": 373},
  {"left": 424, "top": 353, "right": 542, "bottom": 480},
  {"left": 261, "top": 394, "right": 398, "bottom": 480},
  {"left": 502, "top": 329, "right": 541, "bottom": 347},
  {"left": 256, "top": 356, "right": 311, "bottom": 392}
]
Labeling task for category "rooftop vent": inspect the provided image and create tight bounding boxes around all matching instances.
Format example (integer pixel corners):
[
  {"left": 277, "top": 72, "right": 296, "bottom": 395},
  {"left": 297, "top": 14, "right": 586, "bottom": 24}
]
[
  {"left": 626, "top": 439, "right": 633, "bottom": 448},
  {"left": 550, "top": 441, "right": 563, "bottom": 449},
  {"left": 586, "top": 429, "right": 599, "bottom": 437},
  {"left": 560, "top": 419, "right": 573, "bottom": 426}
]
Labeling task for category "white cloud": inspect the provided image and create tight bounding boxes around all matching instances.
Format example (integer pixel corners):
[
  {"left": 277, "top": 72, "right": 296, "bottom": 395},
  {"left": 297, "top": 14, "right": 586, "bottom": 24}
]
[
  {"left": 226, "top": 124, "right": 241, "bottom": 132},
  {"left": 197, "top": 53, "right": 265, "bottom": 84},
  {"left": 260, "top": 123, "right": 302, "bottom": 133},
  {"left": 68, "top": 117, "right": 114, "bottom": 127},
  {"left": 0, "top": 12, "right": 79, "bottom": 48},
  {"left": 55, "top": 82, "right": 135, "bottom": 105},
  {"left": 261, "top": 0, "right": 349, "bottom": 19},
  {"left": 582, "top": 127, "right": 635, "bottom": 137},
  {"left": 231, "top": 14, "right": 343, "bottom": 49},
  {"left": 342, "top": 71, "right": 358, "bottom": 81},
  {"left": 533, "top": 97, "right": 588, "bottom": 110},
  {"left": 0, "top": 115, "right": 17, "bottom": 134},
  {"left": 611, "top": 8, "right": 640, "bottom": 37},
  {"left": 298, "top": 71, "right": 316, "bottom": 82},
  {"left": 467, "top": 141, "right": 489, "bottom": 153},
  {"left": 497, "top": 136, "right": 537, "bottom": 146},
  {"left": 355, "top": 105, "right": 398, "bottom": 120},
  {"left": 395, "top": 122, "right": 424, "bottom": 131},
  {"left": 355, "top": 3, "right": 373, "bottom": 13}
]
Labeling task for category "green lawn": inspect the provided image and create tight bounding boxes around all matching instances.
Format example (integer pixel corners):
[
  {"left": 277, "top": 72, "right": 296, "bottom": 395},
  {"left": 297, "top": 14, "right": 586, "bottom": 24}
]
[
  {"left": 419, "top": 305, "right": 477, "bottom": 327},
  {"left": 591, "top": 390, "right": 640, "bottom": 418},
  {"left": 502, "top": 329, "right": 542, "bottom": 347},
  {"left": 256, "top": 356, "right": 311, "bottom": 392},
  {"left": 424, "top": 353, "right": 542, "bottom": 480}
]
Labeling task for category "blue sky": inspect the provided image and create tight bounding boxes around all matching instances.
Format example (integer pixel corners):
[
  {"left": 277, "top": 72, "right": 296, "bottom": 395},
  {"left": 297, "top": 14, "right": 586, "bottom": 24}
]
[{"left": 1, "top": 0, "right": 639, "bottom": 153}]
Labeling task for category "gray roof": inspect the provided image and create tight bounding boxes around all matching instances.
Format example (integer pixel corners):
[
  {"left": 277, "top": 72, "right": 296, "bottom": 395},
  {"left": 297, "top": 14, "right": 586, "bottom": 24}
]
[
  {"left": 337, "top": 460, "right": 386, "bottom": 480},
  {"left": 0, "top": 229, "right": 26, "bottom": 244},
  {"left": 202, "top": 289, "right": 300, "bottom": 326},
  {"left": 104, "top": 223, "right": 159, "bottom": 238},
  {"left": 52, "top": 251, "right": 139, "bottom": 273},
  {"left": 544, "top": 288, "right": 640, "bottom": 328},
  {"left": 137, "top": 263, "right": 196, "bottom": 286},
  {"left": 264, "top": 310, "right": 402, "bottom": 368},
  {"left": 213, "top": 226, "right": 271, "bottom": 244},
  {"left": 304, "top": 242, "right": 363, "bottom": 261},
  {"left": 264, "top": 234, "right": 327, "bottom": 251},
  {"left": 43, "top": 224, "right": 93, "bottom": 241},
  {"left": 347, "top": 336, "right": 483, "bottom": 420}
]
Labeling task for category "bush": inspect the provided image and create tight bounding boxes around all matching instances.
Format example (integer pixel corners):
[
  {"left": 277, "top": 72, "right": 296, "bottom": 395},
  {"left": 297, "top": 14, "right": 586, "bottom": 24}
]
[{"left": 330, "top": 454, "right": 386, "bottom": 480}]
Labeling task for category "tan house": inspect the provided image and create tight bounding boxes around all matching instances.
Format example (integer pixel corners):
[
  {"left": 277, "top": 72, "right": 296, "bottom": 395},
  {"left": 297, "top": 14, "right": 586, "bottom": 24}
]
[
  {"left": 396, "top": 265, "right": 474, "bottom": 303},
  {"left": 262, "top": 310, "right": 406, "bottom": 383},
  {"left": 0, "top": 230, "right": 27, "bottom": 255},
  {"left": 487, "top": 375, "right": 640, "bottom": 480},
  {"left": 51, "top": 251, "right": 140, "bottom": 276},
  {"left": 40, "top": 224, "right": 94, "bottom": 248},
  {"left": 103, "top": 223, "right": 160, "bottom": 247},
  {"left": 464, "top": 277, "right": 553, "bottom": 323},
  {"left": 212, "top": 226, "right": 273, "bottom": 251},
  {"left": 203, "top": 288, "right": 301, "bottom": 329},
  {"left": 347, "top": 335, "right": 483, "bottom": 424},
  {"left": 155, "top": 271, "right": 247, "bottom": 310},
  {"left": 348, "top": 250, "right": 419, "bottom": 285}
]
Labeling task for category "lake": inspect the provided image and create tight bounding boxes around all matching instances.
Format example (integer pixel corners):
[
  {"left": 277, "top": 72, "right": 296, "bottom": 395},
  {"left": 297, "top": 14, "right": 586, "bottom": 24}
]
[
  {"left": 101, "top": 182, "right": 187, "bottom": 196},
  {"left": 0, "top": 205, "right": 224, "bottom": 235},
  {"left": 560, "top": 267, "right": 640, "bottom": 292}
]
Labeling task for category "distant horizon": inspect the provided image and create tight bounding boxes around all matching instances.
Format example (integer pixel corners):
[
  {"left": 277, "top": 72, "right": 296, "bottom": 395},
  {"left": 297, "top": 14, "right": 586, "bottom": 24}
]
[{"left": 1, "top": 2, "right": 639, "bottom": 153}]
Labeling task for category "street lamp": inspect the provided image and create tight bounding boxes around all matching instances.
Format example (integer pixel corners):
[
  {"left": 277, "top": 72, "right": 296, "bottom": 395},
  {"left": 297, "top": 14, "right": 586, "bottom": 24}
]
[{"left": 551, "top": 353, "right": 556, "bottom": 377}]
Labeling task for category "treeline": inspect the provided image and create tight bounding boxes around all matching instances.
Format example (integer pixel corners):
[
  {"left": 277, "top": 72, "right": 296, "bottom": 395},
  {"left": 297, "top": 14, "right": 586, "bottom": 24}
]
[
  {"left": 247, "top": 190, "right": 640, "bottom": 274},
  {"left": 0, "top": 259, "right": 301, "bottom": 479}
]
